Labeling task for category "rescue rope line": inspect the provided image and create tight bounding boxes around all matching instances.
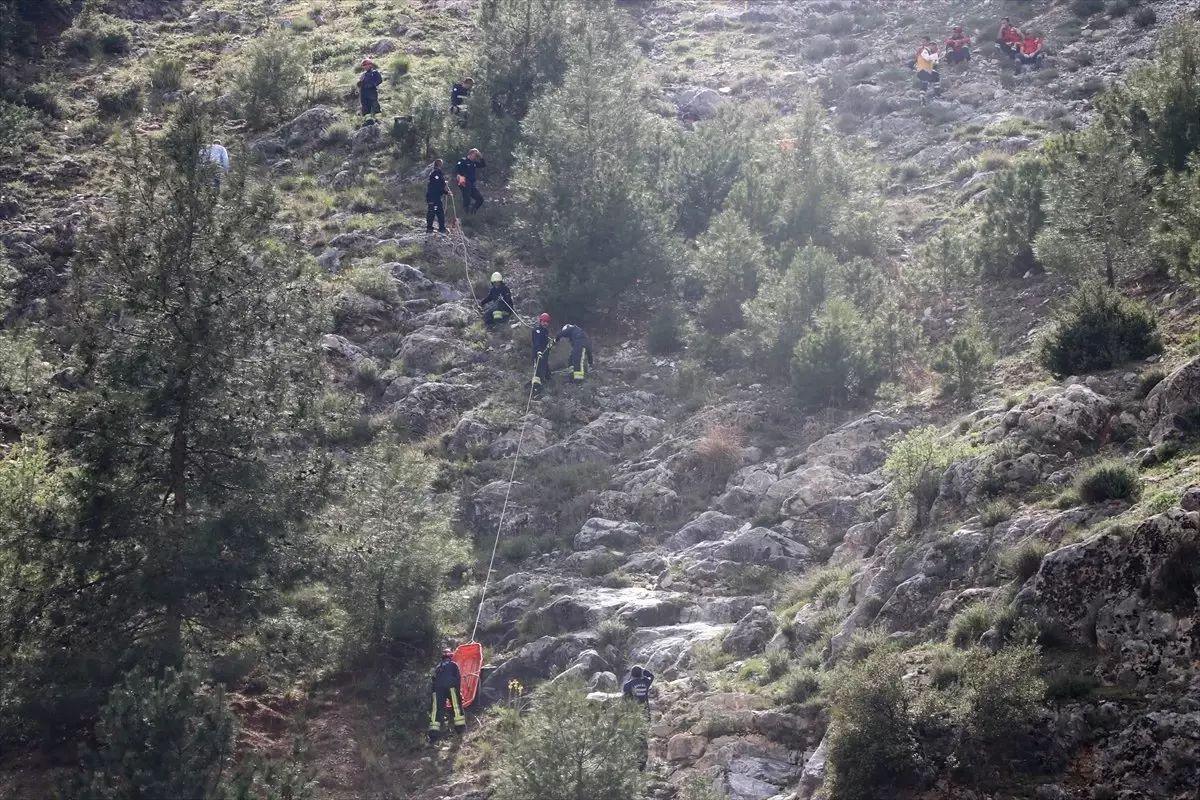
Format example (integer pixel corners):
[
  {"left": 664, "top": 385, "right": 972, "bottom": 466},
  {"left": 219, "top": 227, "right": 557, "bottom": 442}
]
[
  {"left": 469, "top": 355, "right": 542, "bottom": 642},
  {"left": 445, "top": 187, "right": 535, "bottom": 329}
]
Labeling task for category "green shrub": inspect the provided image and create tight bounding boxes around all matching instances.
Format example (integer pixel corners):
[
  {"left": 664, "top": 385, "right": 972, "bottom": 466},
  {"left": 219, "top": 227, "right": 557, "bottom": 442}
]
[
  {"left": 347, "top": 265, "right": 399, "bottom": 302},
  {"left": 1070, "top": 0, "right": 1105, "bottom": 16},
  {"left": 228, "top": 33, "right": 308, "bottom": 129},
  {"left": 96, "top": 83, "right": 143, "bottom": 118},
  {"left": 1076, "top": 460, "right": 1141, "bottom": 503},
  {"left": 1037, "top": 283, "right": 1161, "bottom": 375},
  {"left": 679, "top": 775, "right": 727, "bottom": 800},
  {"left": 781, "top": 668, "right": 821, "bottom": 705},
  {"left": 646, "top": 304, "right": 684, "bottom": 355},
  {"left": 956, "top": 645, "right": 1044, "bottom": 759},
  {"left": 691, "top": 209, "right": 767, "bottom": 334},
  {"left": 976, "top": 159, "right": 1046, "bottom": 279},
  {"left": 322, "top": 120, "right": 353, "bottom": 146},
  {"left": 948, "top": 602, "right": 994, "bottom": 649},
  {"left": 0, "top": 101, "right": 35, "bottom": 158},
  {"left": 1137, "top": 368, "right": 1167, "bottom": 398},
  {"left": 62, "top": 13, "right": 131, "bottom": 59},
  {"left": 1142, "top": 490, "right": 1178, "bottom": 515},
  {"left": 596, "top": 618, "right": 633, "bottom": 654},
  {"left": 492, "top": 678, "right": 646, "bottom": 800},
  {"left": 22, "top": 84, "right": 63, "bottom": 118},
  {"left": 791, "top": 298, "right": 887, "bottom": 407},
  {"left": 976, "top": 499, "right": 1014, "bottom": 528},
  {"left": 390, "top": 53, "right": 412, "bottom": 80},
  {"left": 150, "top": 56, "right": 186, "bottom": 93},
  {"left": 1132, "top": 7, "right": 1156, "bottom": 27},
  {"left": 933, "top": 324, "right": 994, "bottom": 400},
  {"left": 884, "top": 426, "right": 973, "bottom": 529},
  {"left": 1044, "top": 672, "right": 1100, "bottom": 702},
  {"left": 1000, "top": 539, "right": 1051, "bottom": 583},
  {"left": 825, "top": 651, "right": 919, "bottom": 800}
]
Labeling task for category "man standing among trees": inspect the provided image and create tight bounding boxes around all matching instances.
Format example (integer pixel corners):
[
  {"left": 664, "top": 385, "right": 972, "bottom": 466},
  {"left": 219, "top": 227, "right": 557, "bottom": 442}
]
[
  {"left": 451, "top": 76, "right": 474, "bottom": 114},
  {"left": 455, "top": 148, "right": 486, "bottom": 213},
  {"left": 426, "top": 158, "right": 449, "bottom": 233},
  {"left": 429, "top": 648, "right": 466, "bottom": 742}
]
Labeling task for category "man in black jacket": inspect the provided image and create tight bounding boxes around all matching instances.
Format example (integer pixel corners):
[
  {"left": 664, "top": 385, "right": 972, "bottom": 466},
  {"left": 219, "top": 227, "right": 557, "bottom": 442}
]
[
  {"left": 454, "top": 149, "right": 486, "bottom": 214},
  {"left": 531, "top": 313, "right": 553, "bottom": 395},
  {"left": 556, "top": 323, "right": 593, "bottom": 383},
  {"left": 428, "top": 648, "right": 466, "bottom": 742},
  {"left": 425, "top": 159, "right": 449, "bottom": 233},
  {"left": 357, "top": 58, "right": 384, "bottom": 123},
  {"left": 623, "top": 664, "right": 654, "bottom": 771},
  {"left": 480, "top": 271, "right": 514, "bottom": 326},
  {"left": 450, "top": 77, "right": 474, "bottom": 113}
]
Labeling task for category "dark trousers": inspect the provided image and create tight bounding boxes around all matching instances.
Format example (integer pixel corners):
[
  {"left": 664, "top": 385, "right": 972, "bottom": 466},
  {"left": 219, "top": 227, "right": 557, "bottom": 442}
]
[
  {"left": 460, "top": 183, "right": 484, "bottom": 213},
  {"left": 361, "top": 90, "right": 380, "bottom": 116},
  {"left": 1015, "top": 52, "right": 1043, "bottom": 72},
  {"left": 426, "top": 200, "right": 445, "bottom": 231},
  {"left": 429, "top": 687, "right": 465, "bottom": 733},
  {"left": 946, "top": 48, "right": 969, "bottom": 64},
  {"left": 532, "top": 351, "right": 551, "bottom": 389},
  {"left": 483, "top": 299, "right": 509, "bottom": 325},
  {"left": 918, "top": 70, "right": 940, "bottom": 91},
  {"left": 569, "top": 345, "right": 591, "bottom": 382}
]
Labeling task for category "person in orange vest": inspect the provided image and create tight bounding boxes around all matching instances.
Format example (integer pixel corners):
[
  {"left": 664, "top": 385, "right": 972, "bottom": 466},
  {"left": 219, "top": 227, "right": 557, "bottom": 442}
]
[
  {"left": 996, "top": 17, "right": 1022, "bottom": 60},
  {"left": 428, "top": 648, "right": 466, "bottom": 742},
  {"left": 1015, "top": 31, "right": 1045, "bottom": 74},
  {"left": 945, "top": 26, "right": 970, "bottom": 66},
  {"left": 913, "top": 38, "right": 941, "bottom": 98}
]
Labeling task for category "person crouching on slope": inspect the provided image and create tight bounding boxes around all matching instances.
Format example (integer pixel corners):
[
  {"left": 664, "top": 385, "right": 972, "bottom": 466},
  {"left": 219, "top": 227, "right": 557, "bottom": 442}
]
[
  {"left": 945, "top": 26, "right": 970, "bottom": 65},
  {"left": 556, "top": 323, "right": 593, "bottom": 384},
  {"left": 480, "top": 272, "right": 513, "bottom": 327},
  {"left": 428, "top": 648, "right": 466, "bottom": 742}
]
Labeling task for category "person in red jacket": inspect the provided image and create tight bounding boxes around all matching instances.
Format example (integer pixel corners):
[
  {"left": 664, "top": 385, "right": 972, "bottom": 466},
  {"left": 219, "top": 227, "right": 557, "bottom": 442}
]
[
  {"left": 945, "top": 26, "right": 970, "bottom": 65},
  {"left": 995, "top": 17, "right": 1022, "bottom": 60},
  {"left": 1015, "top": 31, "right": 1045, "bottom": 74}
]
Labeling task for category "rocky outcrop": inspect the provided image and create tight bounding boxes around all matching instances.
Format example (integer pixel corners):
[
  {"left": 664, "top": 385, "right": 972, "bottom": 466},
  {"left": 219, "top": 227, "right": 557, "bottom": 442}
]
[
  {"left": 991, "top": 383, "right": 1117, "bottom": 452},
  {"left": 1145, "top": 355, "right": 1200, "bottom": 443},
  {"left": 574, "top": 518, "right": 645, "bottom": 551},
  {"left": 722, "top": 606, "right": 778, "bottom": 657}
]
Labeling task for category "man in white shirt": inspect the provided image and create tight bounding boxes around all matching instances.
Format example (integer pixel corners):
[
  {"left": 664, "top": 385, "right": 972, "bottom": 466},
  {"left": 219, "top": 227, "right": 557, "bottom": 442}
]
[{"left": 204, "top": 142, "right": 230, "bottom": 189}]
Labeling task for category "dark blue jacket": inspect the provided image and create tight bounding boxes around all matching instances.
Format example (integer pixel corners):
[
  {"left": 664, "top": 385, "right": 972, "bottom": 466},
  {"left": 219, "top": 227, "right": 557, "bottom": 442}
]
[
  {"left": 556, "top": 324, "right": 591, "bottom": 349},
  {"left": 482, "top": 283, "right": 513, "bottom": 310},
  {"left": 359, "top": 68, "right": 383, "bottom": 94},
  {"left": 455, "top": 156, "right": 485, "bottom": 186},
  {"left": 432, "top": 658, "right": 461, "bottom": 692},
  {"left": 426, "top": 167, "right": 448, "bottom": 203},
  {"left": 622, "top": 670, "right": 654, "bottom": 704},
  {"left": 532, "top": 325, "right": 551, "bottom": 363},
  {"left": 451, "top": 82, "right": 472, "bottom": 107}
]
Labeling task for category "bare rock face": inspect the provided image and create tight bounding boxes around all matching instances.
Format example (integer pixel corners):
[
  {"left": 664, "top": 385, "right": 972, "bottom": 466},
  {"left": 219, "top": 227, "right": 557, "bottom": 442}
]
[
  {"left": 1145, "top": 355, "right": 1200, "bottom": 443},
  {"left": 721, "top": 606, "right": 778, "bottom": 657},
  {"left": 574, "top": 518, "right": 645, "bottom": 551},
  {"left": 994, "top": 382, "right": 1118, "bottom": 451}
]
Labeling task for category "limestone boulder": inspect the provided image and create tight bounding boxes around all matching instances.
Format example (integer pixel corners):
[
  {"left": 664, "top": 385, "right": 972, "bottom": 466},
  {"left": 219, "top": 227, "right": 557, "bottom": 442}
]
[
  {"left": 996, "top": 383, "right": 1117, "bottom": 451},
  {"left": 574, "top": 518, "right": 645, "bottom": 551},
  {"left": 1145, "top": 355, "right": 1200, "bottom": 443},
  {"left": 721, "top": 606, "right": 778, "bottom": 657},
  {"left": 396, "top": 325, "right": 475, "bottom": 373}
]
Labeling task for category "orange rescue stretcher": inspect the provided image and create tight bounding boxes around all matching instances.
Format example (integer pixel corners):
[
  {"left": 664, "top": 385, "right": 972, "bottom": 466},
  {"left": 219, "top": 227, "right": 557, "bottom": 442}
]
[{"left": 447, "top": 642, "right": 482, "bottom": 710}]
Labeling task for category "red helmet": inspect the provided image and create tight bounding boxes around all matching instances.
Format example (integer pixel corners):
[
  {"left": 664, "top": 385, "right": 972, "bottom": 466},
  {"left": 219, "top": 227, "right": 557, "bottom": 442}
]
[
  {"left": 441, "top": 647, "right": 454, "bottom": 658},
  {"left": 539, "top": 313, "right": 551, "bottom": 324}
]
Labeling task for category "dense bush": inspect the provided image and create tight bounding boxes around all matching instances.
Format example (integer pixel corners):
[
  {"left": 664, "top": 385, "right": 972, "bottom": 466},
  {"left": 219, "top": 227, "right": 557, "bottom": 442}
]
[
  {"left": 96, "top": 83, "right": 143, "bottom": 117},
  {"left": 1076, "top": 460, "right": 1141, "bottom": 503},
  {"left": 492, "top": 678, "right": 646, "bottom": 800},
  {"left": 690, "top": 209, "right": 767, "bottom": 334},
  {"left": 1037, "top": 283, "right": 1161, "bottom": 375},
  {"left": 933, "top": 324, "right": 994, "bottom": 401},
  {"left": 744, "top": 245, "right": 839, "bottom": 372},
  {"left": 149, "top": 56, "right": 186, "bottom": 93},
  {"left": 791, "top": 298, "right": 884, "bottom": 407},
  {"left": 884, "top": 426, "right": 973, "bottom": 529},
  {"left": 646, "top": 304, "right": 684, "bottom": 355},
  {"left": 228, "top": 33, "right": 308, "bottom": 129},
  {"left": 1001, "top": 539, "right": 1052, "bottom": 583},
  {"left": 976, "top": 159, "right": 1046, "bottom": 278},
  {"left": 62, "top": 12, "right": 131, "bottom": 59}
]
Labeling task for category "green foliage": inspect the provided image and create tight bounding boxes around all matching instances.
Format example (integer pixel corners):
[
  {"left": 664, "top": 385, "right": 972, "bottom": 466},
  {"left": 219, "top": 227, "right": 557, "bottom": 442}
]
[
  {"left": 781, "top": 668, "right": 822, "bottom": 705},
  {"left": 1154, "top": 154, "right": 1200, "bottom": 274},
  {"left": 646, "top": 304, "right": 684, "bottom": 355},
  {"left": 491, "top": 678, "right": 646, "bottom": 800},
  {"left": 597, "top": 618, "right": 633, "bottom": 654},
  {"left": 62, "top": 12, "right": 131, "bottom": 59},
  {"left": 149, "top": 56, "right": 186, "bottom": 93},
  {"left": 1069, "top": 0, "right": 1105, "bottom": 17},
  {"left": 791, "top": 298, "right": 886, "bottom": 407},
  {"left": 948, "top": 603, "right": 994, "bottom": 649},
  {"left": 690, "top": 209, "right": 767, "bottom": 334},
  {"left": 956, "top": 646, "right": 1044, "bottom": 759},
  {"left": 1037, "top": 283, "right": 1161, "bottom": 375},
  {"left": 389, "top": 53, "right": 411, "bottom": 81},
  {"left": 0, "top": 102, "right": 326, "bottom": 745},
  {"left": 826, "top": 651, "right": 919, "bottom": 800},
  {"left": 1076, "top": 460, "right": 1141, "bottom": 503},
  {"left": 1001, "top": 539, "right": 1051, "bottom": 583},
  {"left": 678, "top": 775, "right": 727, "bottom": 800},
  {"left": 884, "top": 426, "right": 972, "bottom": 529},
  {"left": 0, "top": 100, "right": 36, "bottom": 158},
  {"left": 477, "top": 0, "right": 574, "bottom": 122},
  {"left": 96, "top": 82, "right": 143, "bottom": 118},
  {"left": 515, "top": 4, "right": 677, "bottom": 322},
  {"left": 320, "top": 439, "right": 461, "bottom": 667},
  {"left": 976, "top": 159, "right": 1046, "bottom": 279},
  {"left": 744, "top": 245, "right": 839, "bottom": 372},
  {"left": 932, "top": 324, "right": 994, "bottom": 401},
  {"left": 1035, "top": 130, "right": 1150, "bottom": 286},
  {"left": 347, "top": 264, "right": 399, "bottom": 302},
  {"left": 912, "top": 227, "right": 976, "bottom": 291},
  {"left": 976, "top": 499, "right": 1014, "bottom": 528},
  {"left": 1137, "top": 368, "right": 1167, "bottom": 398},
  {"left": 228, "top": 33, "right": 308, "bottom": 129},
  {"left": 1132, "top": 6, "right": 1156, "bottom": 27}
]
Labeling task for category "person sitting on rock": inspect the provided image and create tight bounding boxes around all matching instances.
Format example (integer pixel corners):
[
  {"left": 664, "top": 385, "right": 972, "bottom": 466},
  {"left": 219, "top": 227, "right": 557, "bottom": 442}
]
[
  {"left": 451, "top": 77, "right": 474, "bottom": 114},
  {"left": 1015, "top": 31, "right": 1045, "bottom": 74},
  {"left": 914, "top": 38, "right": 941, "bottom": 97},
  {"left": 428, "top": 648, "right": 466, "bottom": 743},
  {"left": 531, "top": 313, "right": 553, "bottom": 395},
  {"left": 945, "top": 26, "right": 971, "bottom": 65},
  {"left": 555, "top": 323, "right": 593, "bottom": 384},
  {"left": 480, "top": 271, "right": 514, "bottom": 327},
  {"left": 357, "top": 58, "right": 384, "bottom": 124},
  {"left": 996, "top": 17, "right": 1022, "bottom": 60}
]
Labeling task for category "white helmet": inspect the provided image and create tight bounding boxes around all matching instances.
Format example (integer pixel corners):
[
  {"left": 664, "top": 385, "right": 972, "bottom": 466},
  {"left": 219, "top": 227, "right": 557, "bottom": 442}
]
[{"left": 491, "top": 271, "right": 503, "bottom": 283}]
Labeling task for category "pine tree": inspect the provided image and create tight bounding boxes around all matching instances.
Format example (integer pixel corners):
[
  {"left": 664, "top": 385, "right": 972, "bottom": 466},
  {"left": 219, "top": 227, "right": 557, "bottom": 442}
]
[
  {"left": 977, "top": 159, "right": 1046, "bottom": 279},
  {"left": 0, "top": 100, "right": 327, "bottom": 740},
  {"left": 690, "top": 209, "right": 767, "bottom": 335},
  {"left": 477, "top": 0, "right": 574, "bottom": 122}
]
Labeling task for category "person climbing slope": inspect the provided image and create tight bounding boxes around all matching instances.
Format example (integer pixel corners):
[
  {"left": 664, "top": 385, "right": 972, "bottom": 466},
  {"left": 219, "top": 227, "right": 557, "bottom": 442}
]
[
  {"left": 1015, "top": 31, "right": 1045, "bottom": 74},
  {"left": 996, "top": 17, "right": 1022, "bottom": 60},
  {"left": 531, "top": 313, "right": 553, "bottom": 396},
  {"left": 945, "top": 26, "right": 971, "bottom": 65},
  {"left": 357, "top": 58, "right": 384, "bottom": 125},
  {"left": 454, "top": 148, "right": 486, "bottom": 214},
  {"left": 426, "top": 158, "right": 449, "bottom": 234},
  {"left": 555, "top": 323, "right": 593, "bottom": 384},
  {"left": 451, "top": 77, "right": 474, "bottom": 114},
  {"left": 623, "top": 664, "right": 654, "bottom": 771},
  {"left": 428, "top": 648, "right": 466, "bottom": 742},
  {"left": 480, "top": 272, "right": 514, "bottom": 327},
  {"left": 914, "top": 38, "right": 941, "bottom": 98}
]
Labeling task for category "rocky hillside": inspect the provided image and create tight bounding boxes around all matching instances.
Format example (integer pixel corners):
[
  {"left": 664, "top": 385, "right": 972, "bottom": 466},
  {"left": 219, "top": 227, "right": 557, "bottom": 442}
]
[{"left": 2, "top": 1, "right": 1200, "bottom": 800}]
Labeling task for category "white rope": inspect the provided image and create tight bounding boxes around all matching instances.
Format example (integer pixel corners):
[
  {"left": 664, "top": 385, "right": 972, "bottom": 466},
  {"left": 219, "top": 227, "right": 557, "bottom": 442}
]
[
  {"left": 445, "top": 186, "right": 536, "bottom": 329},
  {"left": 470, "top": 355, "right": 542, "bottom": 642}
]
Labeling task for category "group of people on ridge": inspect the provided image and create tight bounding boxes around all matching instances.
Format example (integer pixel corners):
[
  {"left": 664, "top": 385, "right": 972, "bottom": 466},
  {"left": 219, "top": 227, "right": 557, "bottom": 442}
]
[
  {"left": 913, "top": 17, "right": 1046, "bottom": 97},
  {"left": 424, "top": 149, "right": 486, "bottom": 232},
  {"left": 355, "top": 55, "right": 478, "bottom": 125}
]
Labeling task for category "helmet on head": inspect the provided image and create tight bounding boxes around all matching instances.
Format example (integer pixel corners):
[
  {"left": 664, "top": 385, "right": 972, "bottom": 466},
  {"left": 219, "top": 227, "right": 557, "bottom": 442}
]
[
  {"left": 630, "top": 665, "right": 644, "bottom": 679},
  {"left": 954, "top": 25, "right": 962, "bottom": 32},
  {"left": 441, "top": 648, "right": 454, "bottom": 658},
  {"left": 539, "top": 313, "right": 551, "bottom": 324},
  {"left": 491, "top": 271, "right": 503, "bottom": 283}
]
